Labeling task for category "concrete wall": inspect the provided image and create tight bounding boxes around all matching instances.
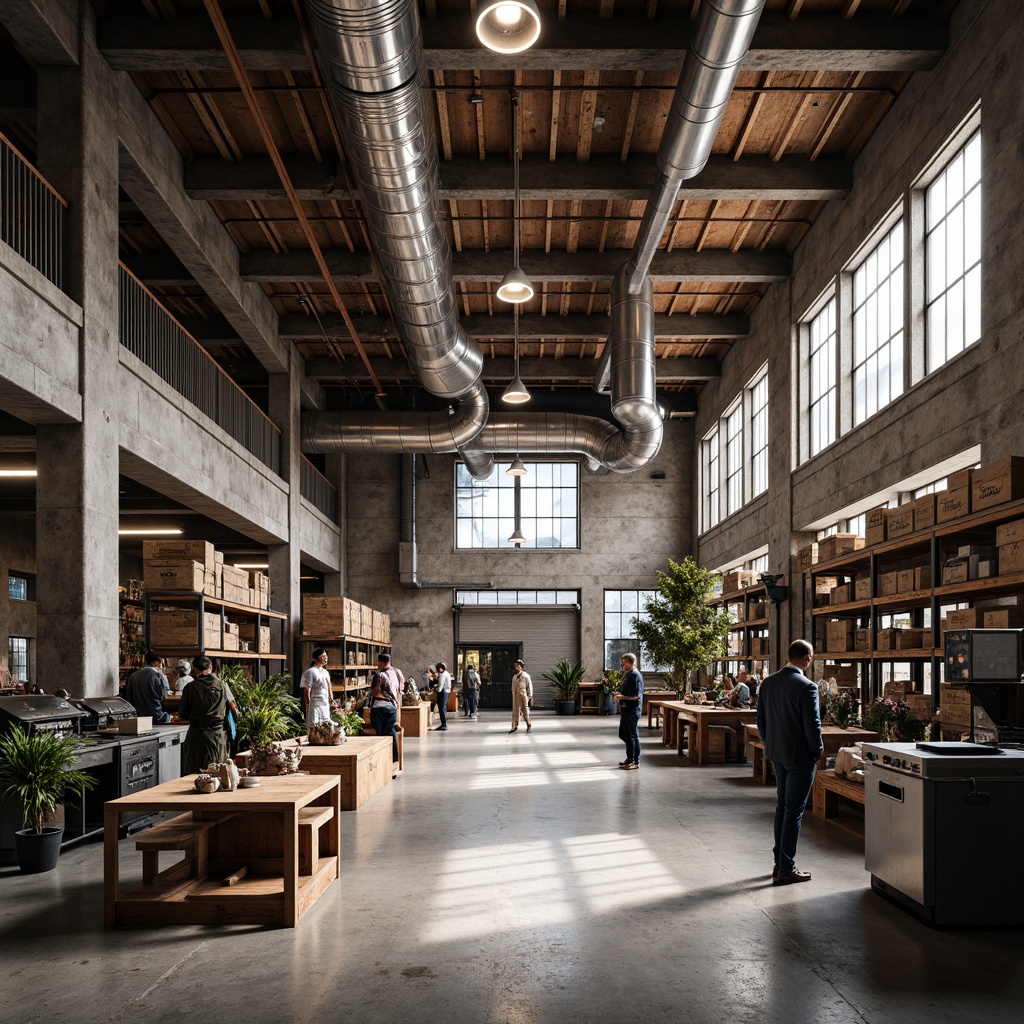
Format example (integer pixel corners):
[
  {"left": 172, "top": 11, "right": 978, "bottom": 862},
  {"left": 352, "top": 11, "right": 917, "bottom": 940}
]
[
  {"left": 343, "top": 420, "right": 693, "bottom": 682},
  {"left": 695, "top": 0, "right": 1024, "bottom": 653}
]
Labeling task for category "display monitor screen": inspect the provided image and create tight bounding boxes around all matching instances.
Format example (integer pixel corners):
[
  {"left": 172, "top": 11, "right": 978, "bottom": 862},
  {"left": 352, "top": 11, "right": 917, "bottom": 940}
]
[{"left": 968, "top": 630, "right": 1021, "bottom": 682}]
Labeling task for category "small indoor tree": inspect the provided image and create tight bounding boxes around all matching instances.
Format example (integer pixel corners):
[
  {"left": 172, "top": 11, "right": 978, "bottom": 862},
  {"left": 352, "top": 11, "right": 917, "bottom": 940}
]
[{"left": 631, "top": 557, "right": 731, "bottom": 694}]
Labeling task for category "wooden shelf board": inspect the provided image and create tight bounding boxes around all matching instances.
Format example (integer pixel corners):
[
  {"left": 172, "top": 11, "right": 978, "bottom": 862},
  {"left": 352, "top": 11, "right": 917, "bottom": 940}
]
[
  {"left": 935, "top": 570, "right": 1024, "bottom": 599},
  {"left": 812, "top": 600, "right": 870, "bottom": 617},
  {"left": 873, "top": 589, "right": 933, "bottom": 609},
  {"left": 146, "top": 590, "right": 286, "bottom": 619}
]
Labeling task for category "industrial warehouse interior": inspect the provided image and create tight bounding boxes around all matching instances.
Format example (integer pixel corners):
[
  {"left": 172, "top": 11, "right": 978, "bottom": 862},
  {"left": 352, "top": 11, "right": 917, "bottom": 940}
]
[{"left": 2, "top": 1, "right": 1023, "bottom": 1021}]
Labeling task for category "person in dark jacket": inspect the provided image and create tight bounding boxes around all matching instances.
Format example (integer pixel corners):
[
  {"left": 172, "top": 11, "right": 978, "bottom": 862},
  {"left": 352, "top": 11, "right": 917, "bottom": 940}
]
[
  {"left": 755, "top": 639, "right": 823, "bottom": 886},
  {"left": 179, "top": 656, "right": 233, "bottom": 774},
  {"left": 615, "top": 653, "right": 644, "bottom": 769},
  {"left": 124, "top": 650, "right": 170, "bottom": 724}
]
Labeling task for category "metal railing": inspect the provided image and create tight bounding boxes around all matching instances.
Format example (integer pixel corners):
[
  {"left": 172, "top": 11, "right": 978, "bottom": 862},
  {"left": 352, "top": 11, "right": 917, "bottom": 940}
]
[
  {"left": 301, "top": 455, "right": 338, "bottom": 520},
  {"left": 0, "top": 132, "right": 67, "bottom": 291},
  {"left": 118, "top": 264, "right": 281, "bottom": 474}
]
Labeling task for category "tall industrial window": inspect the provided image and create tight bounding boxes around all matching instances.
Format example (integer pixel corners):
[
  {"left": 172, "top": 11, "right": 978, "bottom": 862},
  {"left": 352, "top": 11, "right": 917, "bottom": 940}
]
[
  {"left": 456, "top": 590, "right": 578, "bottom": 605},
  {"left": 925, "top": 130, "right": 982, "bottom": 373},
  {"left": 701, "top": 428, "right": 720, "bottom": 531},
  {"left": 8, "top": 637, "right": 28, "bottom": 683},
  {"left": 8, "top": 574, "right": 28, "bottom": 601},
  {"left": 852, "top": 221, "right": 904, "bottom": 425},
  {"left": 724, "top": 403, "right": 743, "bottom": 516},
  {"left": 808, "top": 299, "right": 837, "bottom": 456},
  {"left": 749, "top": 374, "right": 768, "bottom": 498},
  {"left": 604, "top": 590, "right": 658, "bottom": 670},
  {"left": 455, "top": 461, "right": 579, "bottom": 549}
]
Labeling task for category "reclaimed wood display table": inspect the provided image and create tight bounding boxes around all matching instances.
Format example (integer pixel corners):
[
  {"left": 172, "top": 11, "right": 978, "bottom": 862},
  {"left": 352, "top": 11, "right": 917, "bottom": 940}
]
[
  {"left": 643, "top": 690, "right": 676, "bottom": 727},
  {"left": 236, "top": 736, "right": 393, "bottom": 811},
  {"left": 656, "top": 701, "right": 693, "bottom": 748},
  {"left": 677, "top": 706, "right": 758, "bottom": 765},
  {"left": 813, "top": 770, "right": 867, "bottom": 838},
  {"left": 743, "top": 724, "right": 880, "bottom": 785},
  {"left": 400, "top": 702, "right": 430, "bottom": 737},
  {"left": 103, "top": 773, "right": 340, "bottom": 928}
]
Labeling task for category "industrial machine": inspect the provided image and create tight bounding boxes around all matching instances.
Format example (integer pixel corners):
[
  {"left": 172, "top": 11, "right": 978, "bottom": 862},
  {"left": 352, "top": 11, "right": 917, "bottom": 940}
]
[{"left": 864, "top": 741, "right": 1024, "bottom": 926}]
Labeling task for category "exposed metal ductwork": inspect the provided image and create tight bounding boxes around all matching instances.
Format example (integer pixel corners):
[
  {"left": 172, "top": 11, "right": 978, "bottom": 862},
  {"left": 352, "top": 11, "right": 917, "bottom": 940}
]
[{"left": 301, "top": 0, "right": 761, "bottom": 476}]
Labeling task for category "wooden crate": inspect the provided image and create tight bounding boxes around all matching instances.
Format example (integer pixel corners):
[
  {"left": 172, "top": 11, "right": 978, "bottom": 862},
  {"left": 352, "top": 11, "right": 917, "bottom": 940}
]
[
  {"left": 144, "top": 560, "right": 205, "bottom": 592},
  {"left": 143, "top": 539, "right": 216, "bottom": 566},
  {"left": 818, "top": 534, "right": 865, "bottom": 561},
  {"left": 936, "top": 469, "right": 974, "bottom": 523},
  {"left": 972, "top": 456, "right": 1024, "bottom": 512},
  {"left": 886, "top": 506, "right": 915, "bottom": 540},
  {"left": 910, "top": 494, "right": 937, "bottom": 532},
  {"left": 400, "top": 702, "right": 431, "bottom": 737},
  {"left": 865, "top": 508, "right": 888, "bottom": 545}
]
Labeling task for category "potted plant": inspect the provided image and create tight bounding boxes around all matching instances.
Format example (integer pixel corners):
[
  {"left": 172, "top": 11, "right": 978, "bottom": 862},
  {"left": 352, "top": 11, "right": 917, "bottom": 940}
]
[
  {"left": 544, "top": 658, "right": 585, "bottom": 715},
  {"left": 231, "top": 670, "right": 301, "bottom": 751},
  {"left": 0, "top": 726, "right": 96, "bottom": 874},
  {"left": 827, "top": 690, "right": 861, "bottom": 729},
  {"left": 602, "top": 670, "right": 622, "bottom": 715},
  {"left": 631, "top": 557, "right": 732, "bottom": 695}
]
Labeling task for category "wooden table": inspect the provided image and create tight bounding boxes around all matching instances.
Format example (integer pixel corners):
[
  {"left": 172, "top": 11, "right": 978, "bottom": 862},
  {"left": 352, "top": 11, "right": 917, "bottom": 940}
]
[
  {"left": 657, "top": 701, "right": 694, "bottom": 749},
  {"left": 401, "top": 702, "right": 430, "bottom": 736},
  {"left": 577, "top": 682, "right": 603, "bottom": 714},
  {"left": 742, "top": 723, "right": 880, "bottom": 783},
  {"left": 677, "top": 706, "right": 759, "bottom": 765},
  {"left": 103, "top": 773, "right": 340, "bottom": 928},
  {"left": 643, "top": 689, "right": 676, "bottom": 727},
  {"left": 236, "top": 736, "right": 393, "bottom": 811}
]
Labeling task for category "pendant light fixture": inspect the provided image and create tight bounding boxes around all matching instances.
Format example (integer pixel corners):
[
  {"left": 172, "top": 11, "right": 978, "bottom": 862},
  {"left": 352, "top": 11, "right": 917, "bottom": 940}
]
[
  {"left": 496, "top": 93, "right": 534, "bottom": 305},
  {"left": 502, "top": 304, "right": 531, "bottom": 405},
  {"left": 506, "top": 456, "right": 527, "bottom": 477},
  {"left": 507, "top": 527, "right": 527, "bottom": 546},
  {"left": 476, "top": 0, "right": 541, "bottom": 56}
]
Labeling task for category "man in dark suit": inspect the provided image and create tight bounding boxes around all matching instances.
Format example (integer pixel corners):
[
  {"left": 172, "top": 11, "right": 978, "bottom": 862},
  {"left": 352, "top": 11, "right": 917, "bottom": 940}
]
[{"left": 755, "top": 639, "right": 822, "bottom": 885}]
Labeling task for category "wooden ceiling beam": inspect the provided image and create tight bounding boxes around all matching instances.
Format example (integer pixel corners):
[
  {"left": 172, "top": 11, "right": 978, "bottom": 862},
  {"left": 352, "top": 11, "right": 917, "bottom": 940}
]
[
  {"left": 182, "top": 153, "right": 852, "bottom": 202},
  {"left": 97, "top": 12, "right": 947, "bottom": 73}
]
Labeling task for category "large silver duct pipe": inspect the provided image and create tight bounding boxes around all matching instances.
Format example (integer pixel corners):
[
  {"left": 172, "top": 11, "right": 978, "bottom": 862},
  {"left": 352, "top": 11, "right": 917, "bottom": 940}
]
[
  {"left": 304, "top": 0, "right": 486, "bottom": 422},
  {"left": 624, "top": 0, "right": 765, "bottom": 295}
]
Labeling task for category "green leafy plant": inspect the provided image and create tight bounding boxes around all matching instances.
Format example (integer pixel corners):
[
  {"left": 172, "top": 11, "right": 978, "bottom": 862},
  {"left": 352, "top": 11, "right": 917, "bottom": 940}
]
[
  {"left": 827, "top": 690, "right": 861, "bottom": 728},
  {"left": 334, "top": 710, "right": 364, "bottom": 736},
  {"left": 602, "top": 669, "right": 623, "bottom": 695},
  {"left": 862, "top": 697, "right": 926, "bottom": 741},
  {"left": 543, "top": 658, "right": 586, "bottom": 700},
  {"left": 630, "top": 557, "right": 732, "bottom": 695},
  {"left": 0, "top": 727, "right": 97, "bottom": 834},
  {"left": 231, "top": 670, "right": 301, "bottom": 748}
]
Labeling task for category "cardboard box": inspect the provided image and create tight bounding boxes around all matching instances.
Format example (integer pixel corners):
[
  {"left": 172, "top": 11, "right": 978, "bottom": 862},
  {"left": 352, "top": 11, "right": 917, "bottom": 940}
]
[
  {"left": 878, "top": 571, "right": 900, "bottom": 597},
  {"left": 830, "top": 583, "right": 853, "bottom": 605},
  {"left": 238, "top": 623, "right": 272, "bottom": 653},
  {"left": 302, "top": 595, "right": 348, "bottom": 635},
  {"left": 972, "top": 456, "right": 1024, "bottom": 512},
  {"left": 936, "top": 469, "right": 973, "bottom": 523},
  {"left": 814, "top": 575, "right": 839, "bottom": 596},
  {"left": 118, "top": 717, "right": 153, "bottom": 734},
  {"left": 999, "top": 539, "right": 1024, "bottom": 574},
  {"left": 886, "top": 507, "right": 916, "bottom": 540},
  {"left": 865, "top": 508, "right": 888, "bottom": 545},
  {"left": 817, "top": 534, "right": 865, "bottom": 562},
  {"left": 826, "top": 619, "right": 855, "bottom": 652},
  {"left": 973, "top": 556, "right": 997, "bottom": 580},
  {"left": 897, "top": 569, "right": 916, "bottom": 593},
  {"left": 957, "top": 543, "right": 996, "bottom": 558},
  {"left": 914, "top": 565, "right": 932, "bottom": 590},
  {"left": 996, "top": 518, "right": 1024, "bottom": 547},
  {"left": 910, "top": 494, "right": 937, "bottom": 533},
  {"left": 939, "top": 685, "right": 972, "bottom": 724},
  {"left": 748, "top": 601, "right": 767, "bottom": 620},
  {"left": 722, "top": 569, "right": 758, "bottom": 593},
  {"left": 854, "top": 628, "right": 872, "bottom": 652},
  {"left": 855, "top": 576, "right": 872, "bottom": 601},
  {"left": 876, "top": 628, "right": 899, "bottom": 651},
  {"left": 221, "top": 632, "right": 240, "bottom": 652},
  {"left": 904, "top": 693, "right": 933, "bottom": 722},
  {"left": 883, "top": 681, "right": 906, "bottom": 699},
  {"left": 942, "top": 557, "right": 969, "bottom": 585},
  {"left": 143, "top": 560, "right": 206, "bottom": 593},
  {"left": 982, "top": 608, "right": 1024, "bottom": 628},
  {"left": 797, "top": 544, "right": 819, "bottom": 572},
  {"left": 945, "top": 608, "right": 981, "bottom": 630},
  {"left": 897, "top": 628, "right": 929, "bottom": 650},
  {"left": 143, "top": 539, "right": 216, "bottom": 566}
]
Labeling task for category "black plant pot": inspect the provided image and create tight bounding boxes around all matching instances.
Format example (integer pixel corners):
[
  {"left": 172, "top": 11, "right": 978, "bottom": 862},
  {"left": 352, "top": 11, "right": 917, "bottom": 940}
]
[
  {"left": 555, "top": 700, "right": 577, "bottom": 716},
  {"left": 15, "top": 827, "right": 63, "bottom": 874}
]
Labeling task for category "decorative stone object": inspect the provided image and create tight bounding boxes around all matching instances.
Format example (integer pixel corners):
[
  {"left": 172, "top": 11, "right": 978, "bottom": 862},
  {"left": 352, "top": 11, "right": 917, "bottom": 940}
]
[
  {"left": 194, "top": 773, "right": 220, "bottom": 794},
  {"left": 246, "top": 741, "right": 304, "bottom": 776},
  {"left": 402, "top": 680, "right": 421, "bottom": 706},
  {"left": 205, "top": 758, "right": 241, "bottom": 791},
  {"left": 307, "top": 720, "right": 345, "bottom": 745}
]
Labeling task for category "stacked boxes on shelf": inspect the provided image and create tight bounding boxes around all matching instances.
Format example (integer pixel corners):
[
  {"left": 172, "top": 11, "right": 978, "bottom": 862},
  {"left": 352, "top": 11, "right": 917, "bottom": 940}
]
[
  {"left": 817, "top": 534, "right": 864, "bottom": 561},
  {"left": 141, "top": 540, "right": 270, "bottom": 610},
  {"left": 721, "top": 568, "right": 759, "bottom": 593},
  {"left": 997, "top": 516, "right": 1024, "bottom": 575},
  {"left": 941, "top": 543, "right": 997, "bottom": 584},
  {"left": 301, "top": 595, "right": 391, "bottom": 644}
]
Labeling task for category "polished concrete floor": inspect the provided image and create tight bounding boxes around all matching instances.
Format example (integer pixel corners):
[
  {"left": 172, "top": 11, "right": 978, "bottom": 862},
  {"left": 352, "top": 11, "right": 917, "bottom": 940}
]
[{"left": 3, "top": 712, "right": 1022, "bottom": 1024}]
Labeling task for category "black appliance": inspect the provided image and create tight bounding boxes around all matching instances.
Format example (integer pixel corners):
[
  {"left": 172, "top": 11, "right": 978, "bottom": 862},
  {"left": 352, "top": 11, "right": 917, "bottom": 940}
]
[
  {"left": 0, "top": 694, "right": 87, "bottom": 738},
  {"left": 116, "top": 737, "right": 159, "bottom": 836},
  {"left": 944, "top": 628, "right": 1022, "bottom": 683},
  {"left": 71, "top": 695, "right": 138, "bottom": 731}
]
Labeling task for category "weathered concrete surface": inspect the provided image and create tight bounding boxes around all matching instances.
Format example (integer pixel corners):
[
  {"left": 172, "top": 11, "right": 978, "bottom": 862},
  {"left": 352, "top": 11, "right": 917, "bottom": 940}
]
[
  {"left": 0, "top": 243, "right": 82, "bottom": 424},
  {"left": 696, "top": 0, "right": 1024, "bottom": 655},
  {"left": 118, "top": 349, "right": 289, "bottom": 545},
  {"left": 34, "top": 11, "right": 121, "bottom": 698},
  {"left": 298, "top": 499, "right": 341, "bottom": 576},
  {"left": 343, "top": 421, "right": 693, "bottom": 681}
]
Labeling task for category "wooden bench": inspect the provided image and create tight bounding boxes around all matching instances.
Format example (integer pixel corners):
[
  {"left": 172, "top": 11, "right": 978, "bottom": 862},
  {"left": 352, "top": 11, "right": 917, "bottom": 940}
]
[
  {"left": 298, "top": 804, "right": 336, "bottom": 875},
  {"left": 745, "top": 735, "right": 773, "bottom": 785},
  {"left": 813, "top": 769, "right": 866, "bottom": 838},
  {"left": 135, "top": 812, "right": 229, "bottom": 887}
]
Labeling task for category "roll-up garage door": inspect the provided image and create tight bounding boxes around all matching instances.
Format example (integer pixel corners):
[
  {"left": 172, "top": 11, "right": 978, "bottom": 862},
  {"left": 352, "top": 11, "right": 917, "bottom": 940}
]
[{"left": 458, "top": 605, "right": 579, "bottom": 708}]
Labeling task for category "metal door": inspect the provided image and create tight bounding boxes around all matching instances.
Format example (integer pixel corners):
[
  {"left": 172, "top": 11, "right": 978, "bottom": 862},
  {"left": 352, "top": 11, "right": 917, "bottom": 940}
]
[{"left": 458, "top": 645, "right": 520, "bottom": 710}]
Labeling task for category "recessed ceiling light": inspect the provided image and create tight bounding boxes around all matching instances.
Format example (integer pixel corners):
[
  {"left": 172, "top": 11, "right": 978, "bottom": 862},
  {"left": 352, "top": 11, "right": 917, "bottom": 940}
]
[
  {"left": 234, "top": 563, "right": 269, "bottom": 570},
  {"left": 0, "top": 469, "right": 37, "bottom": 477},
  {"left": 118, "top": 528, "right": 184, "bottom": 536}
]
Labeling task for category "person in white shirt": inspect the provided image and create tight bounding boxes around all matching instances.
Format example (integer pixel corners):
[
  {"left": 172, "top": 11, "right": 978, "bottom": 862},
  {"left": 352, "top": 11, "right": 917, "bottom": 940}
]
[
  {"left": 173, "top": 659, "right": 194, "bottom": 694},
  {"left": 509, "top": 659, "right": 533, "bottom": 733},
  {"left": 434, "top": 661, "right": 452, "bottom": 731},
  {"left": 300, "top": 647, "right": 333, "bottom": 728}
]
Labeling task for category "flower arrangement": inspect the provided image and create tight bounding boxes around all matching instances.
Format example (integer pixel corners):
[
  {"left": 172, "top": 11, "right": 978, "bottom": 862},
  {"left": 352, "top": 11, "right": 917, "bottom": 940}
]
[
  {"left": 826, "top": 690, "right": 861, "bottom": 729},
  {"left": 862, "top": 697, "right": 927, "bottom": 742},
  {"left": 602, "top": 669, "right": 623, "bottom": 696}
]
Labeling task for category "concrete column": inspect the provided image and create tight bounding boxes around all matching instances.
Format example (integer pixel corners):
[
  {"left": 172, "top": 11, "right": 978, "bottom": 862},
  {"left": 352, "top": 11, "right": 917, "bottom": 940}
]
[
  {"left": 268, "top": 349, "right": 303, "bottom": 684},
  {"left": 321, "top": 452, "right": 346, "bottom": 597},
  {"left": 34, "top": 8, "right": 120, "bottom": 697}
]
